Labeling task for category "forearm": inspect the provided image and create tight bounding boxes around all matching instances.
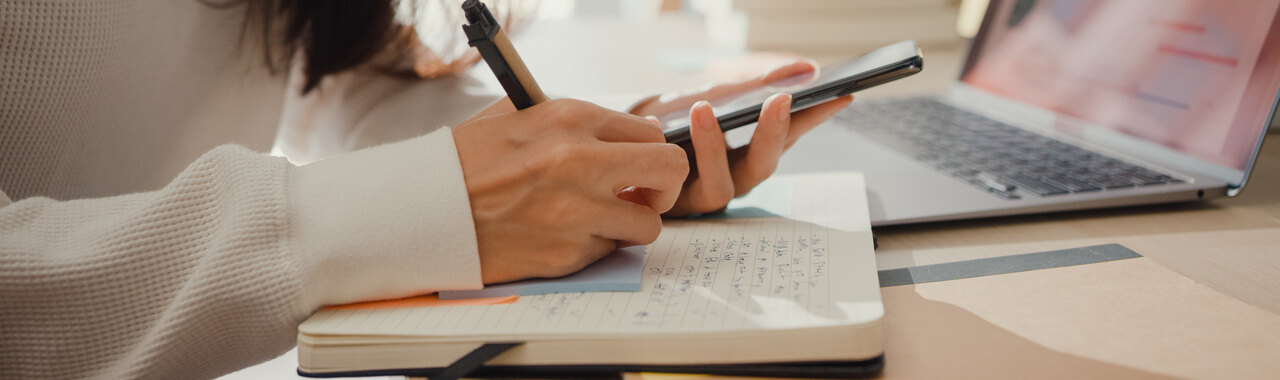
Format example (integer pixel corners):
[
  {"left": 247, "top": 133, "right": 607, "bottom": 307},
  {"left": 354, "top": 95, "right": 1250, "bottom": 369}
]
[{"left": 0, "top": 130, "right": 481, "bottom": 379}]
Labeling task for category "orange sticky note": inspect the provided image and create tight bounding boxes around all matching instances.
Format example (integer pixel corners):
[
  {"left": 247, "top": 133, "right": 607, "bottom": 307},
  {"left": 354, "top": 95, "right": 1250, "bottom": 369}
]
[{"left": 324, "top": 294, "right": 518, "bottom": 311}]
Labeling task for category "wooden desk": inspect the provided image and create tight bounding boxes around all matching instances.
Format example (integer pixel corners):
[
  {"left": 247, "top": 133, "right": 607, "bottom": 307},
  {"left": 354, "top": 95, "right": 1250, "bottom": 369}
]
[
  {"left": 509, "top": 14, "right": 1280, "bottom": 316},
  {"left": 222, "top": 14, "right": 1280, "bottom": 380},
  {"left": 874, "top": 138, "right": 1280, "bottom": 314},
  {"left": 865, "top": 136, "right": 1280, "bottom": 379},
  {"left": 514, "top": 15, "right": 1280, "bottom": 380}
]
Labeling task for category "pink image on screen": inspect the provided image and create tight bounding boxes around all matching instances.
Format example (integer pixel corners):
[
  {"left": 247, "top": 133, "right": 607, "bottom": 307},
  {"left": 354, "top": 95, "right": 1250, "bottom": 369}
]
[{"left": 964, "top": 0, "right": 1280, "bottom": 170}]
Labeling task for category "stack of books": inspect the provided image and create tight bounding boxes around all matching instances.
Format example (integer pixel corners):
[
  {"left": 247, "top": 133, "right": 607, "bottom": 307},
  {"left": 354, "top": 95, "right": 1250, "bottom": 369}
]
[{"left": 698, "top": 0, "right": 963, "bottom": 52}]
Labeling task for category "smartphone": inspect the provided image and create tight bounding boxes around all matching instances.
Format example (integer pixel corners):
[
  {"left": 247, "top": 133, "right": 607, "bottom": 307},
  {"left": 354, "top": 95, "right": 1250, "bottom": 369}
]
[{"left": 662, "top": 40, "right": 924, "bottom": 152}]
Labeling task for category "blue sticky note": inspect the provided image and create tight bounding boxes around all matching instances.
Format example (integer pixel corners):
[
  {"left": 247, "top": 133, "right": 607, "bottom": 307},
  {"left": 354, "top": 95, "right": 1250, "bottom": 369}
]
[{"left": 438, "top": 246, "right": 645, "bottom": 300}]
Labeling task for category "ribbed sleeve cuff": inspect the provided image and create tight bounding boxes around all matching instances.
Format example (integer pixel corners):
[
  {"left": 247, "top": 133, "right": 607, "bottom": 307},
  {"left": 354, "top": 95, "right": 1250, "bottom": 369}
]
[{"left": 288, "top": 128, "right": 482, "bottom": 308}]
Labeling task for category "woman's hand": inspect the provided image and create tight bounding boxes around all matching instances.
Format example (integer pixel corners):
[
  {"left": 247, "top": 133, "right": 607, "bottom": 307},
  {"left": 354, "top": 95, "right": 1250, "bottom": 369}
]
[
  {"left": 452, "top": 98, "right": 689, "bottom": 284},
  {"left": 631, "top": 61, "right": 855, "bottom": 217}
]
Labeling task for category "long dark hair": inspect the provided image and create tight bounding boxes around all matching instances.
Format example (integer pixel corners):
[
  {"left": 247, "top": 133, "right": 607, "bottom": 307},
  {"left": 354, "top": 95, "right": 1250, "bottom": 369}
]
[{"left": 212, "top": 0, "right": 519, "bottom": 94}]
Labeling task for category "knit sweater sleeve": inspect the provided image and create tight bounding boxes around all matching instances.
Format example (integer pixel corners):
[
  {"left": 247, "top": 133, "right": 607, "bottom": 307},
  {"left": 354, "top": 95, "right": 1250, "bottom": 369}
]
[{"left": 0, "top": 128, "right": 482, "bottom": 379}]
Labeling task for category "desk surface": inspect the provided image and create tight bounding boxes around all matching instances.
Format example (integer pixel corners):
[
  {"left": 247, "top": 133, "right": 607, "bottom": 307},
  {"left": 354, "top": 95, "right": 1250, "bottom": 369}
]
[
  {"left": 513, "top": 15, "right": 1280, "bottom": 380},
  {"left": 222, "top": 14, "right": 1280, "bottom": 380},
  {"left": 510, "top": 14, "right": 1280, "bottom": 317}
]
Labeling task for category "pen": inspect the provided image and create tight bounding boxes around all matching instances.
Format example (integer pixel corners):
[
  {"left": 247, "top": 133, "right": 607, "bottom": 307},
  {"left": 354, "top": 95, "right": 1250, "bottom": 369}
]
[{"left": 462, "top": 0, "right": 548, "bottom": 110}]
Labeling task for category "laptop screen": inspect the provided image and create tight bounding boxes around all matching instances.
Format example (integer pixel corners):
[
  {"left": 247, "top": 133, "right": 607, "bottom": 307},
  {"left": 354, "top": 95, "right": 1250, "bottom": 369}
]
[{"left": 962, "top": 0, "right": 1280, "bottom": 177}]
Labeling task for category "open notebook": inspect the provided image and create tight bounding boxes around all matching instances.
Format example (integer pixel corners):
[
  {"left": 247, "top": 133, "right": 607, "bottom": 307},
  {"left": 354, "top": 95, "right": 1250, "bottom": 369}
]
[{"left": 297, "top": 172, "right": 884, "bottom": 378}]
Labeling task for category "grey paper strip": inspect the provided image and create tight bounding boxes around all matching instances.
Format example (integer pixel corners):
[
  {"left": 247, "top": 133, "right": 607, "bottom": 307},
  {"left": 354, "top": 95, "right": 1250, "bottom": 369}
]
[{"left": 878, "top": 244, "right": 1142, "bottom": 287}]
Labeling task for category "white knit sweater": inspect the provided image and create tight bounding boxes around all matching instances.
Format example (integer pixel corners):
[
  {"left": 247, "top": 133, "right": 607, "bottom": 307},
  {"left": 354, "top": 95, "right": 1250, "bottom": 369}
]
[{"left": 1, "top": 1, "right": 500, "bottom": 378}]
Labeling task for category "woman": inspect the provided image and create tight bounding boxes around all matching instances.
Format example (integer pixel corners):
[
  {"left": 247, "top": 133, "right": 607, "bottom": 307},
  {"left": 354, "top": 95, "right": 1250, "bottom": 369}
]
[{"left": 0, "top": 1, "right": 852, "bottom": 378}]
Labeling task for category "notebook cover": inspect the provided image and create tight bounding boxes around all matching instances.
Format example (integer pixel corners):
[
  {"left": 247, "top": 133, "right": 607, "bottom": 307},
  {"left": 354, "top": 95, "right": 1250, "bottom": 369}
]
[{"left": 297, "top": 356, "right": 884, "bottom": 379}]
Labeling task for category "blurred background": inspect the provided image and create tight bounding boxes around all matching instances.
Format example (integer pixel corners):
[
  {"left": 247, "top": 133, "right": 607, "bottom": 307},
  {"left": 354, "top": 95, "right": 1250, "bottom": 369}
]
[
  {"left": 484, "top": 0, "right": 1279, "bottom": 131},
  {"left": 533, "top": 0, "right": 985, "bottom": 48},
  {"left": 462, "top": 0, "right": 990, "bottom": 102}
]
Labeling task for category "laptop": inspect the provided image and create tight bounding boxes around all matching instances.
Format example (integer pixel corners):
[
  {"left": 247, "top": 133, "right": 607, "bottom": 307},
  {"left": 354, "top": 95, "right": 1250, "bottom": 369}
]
[{"left": 776, "top": 0, "right": 1280, "bottom": 226}]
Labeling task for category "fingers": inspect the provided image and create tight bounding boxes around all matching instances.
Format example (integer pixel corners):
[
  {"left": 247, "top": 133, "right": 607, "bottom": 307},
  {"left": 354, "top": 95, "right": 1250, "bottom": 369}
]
[
  {"left": 595, "top": 143, "right": 688, "bottom": 213},
  {"left": 595, "top": 114, "right": 666, "bottom": 143},
  {"left": 616, "top": 186, "right": 649, "bottom": 207},
  {"left": 758, "top": 60, "right": 820, "bottom": 89},
  {"left": 643, "top": 115, "right": 661, "bottom": 130},
  {"left": 529, "top": 99, "right": 688, "bottom": 213},
  {"left": 697, "top": 61, "right": 815, "bottom": 105},
  {"left": 634, "top": 60, "right": 818, "bottom": 117},
  {"left": 548, "top": 236, "right": 619, "bottom": 278},
  {"left": 546, "top": 100, "right": 665, "bottom": 143},
  {"left": 592, "top": 200, "right": 665, "bottom": 248},
  {"left": 674, "top": 100, "right": 735, "bottom": 213},
  {"left": 785, "top": 95, "right": 853, "bottom": 149},
  {"left": 731, "top": 93, "right": 792, "bottom": 195}
]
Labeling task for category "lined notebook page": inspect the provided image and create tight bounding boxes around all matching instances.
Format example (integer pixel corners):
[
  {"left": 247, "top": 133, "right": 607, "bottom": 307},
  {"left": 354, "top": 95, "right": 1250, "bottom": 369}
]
[{"left": 301, "top": 173, "right": 881, "bottom": 337}]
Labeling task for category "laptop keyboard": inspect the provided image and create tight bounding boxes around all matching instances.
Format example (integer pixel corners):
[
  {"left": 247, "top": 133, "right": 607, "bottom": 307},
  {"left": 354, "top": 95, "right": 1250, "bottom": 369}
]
[{"left": 834, "top": 98, "right": 1183, "bottom": 199}]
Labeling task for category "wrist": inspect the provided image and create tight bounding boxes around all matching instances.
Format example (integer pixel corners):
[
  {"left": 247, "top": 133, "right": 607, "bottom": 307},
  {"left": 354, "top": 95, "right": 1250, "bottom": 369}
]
[{"left": 289, "top": 129, "right": 483, "bottom": 307}]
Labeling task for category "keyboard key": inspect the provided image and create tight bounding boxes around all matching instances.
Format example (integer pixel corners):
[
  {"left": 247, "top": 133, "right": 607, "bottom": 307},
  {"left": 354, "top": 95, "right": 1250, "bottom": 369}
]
[
  {"left": 1039, "top": 174, "right": 1073, "bottom": 184},
  {"left": 1091, "top": 178, "right": 1136, "bottom": 189},
  {"left": 839, "top": 99, "right": 1182, "bottom": 199},
  {"left": 952, "top": 168, "right": 981, "bottom": 178},
  {"left": 972, "top": 172, "right": 1017, "bottom": 194},
  {"left": 1003, "top": 174, "right": 1070, "bottom": 196},
  {"left": 983, "top": 164, "right": 1019, "bottom": 175},
  {"left": 1124, "top": 173, "right": 1167, "bottom": 185},
  {"left": 1044, "top": 177, "right": 1101, "bottom": 192}
]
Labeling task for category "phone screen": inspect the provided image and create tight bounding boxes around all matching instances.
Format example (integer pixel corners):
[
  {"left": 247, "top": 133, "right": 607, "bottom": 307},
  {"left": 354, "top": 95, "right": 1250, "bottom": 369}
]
[{"left": 659, "top": 41, "right": 922, "bottom": 147}]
